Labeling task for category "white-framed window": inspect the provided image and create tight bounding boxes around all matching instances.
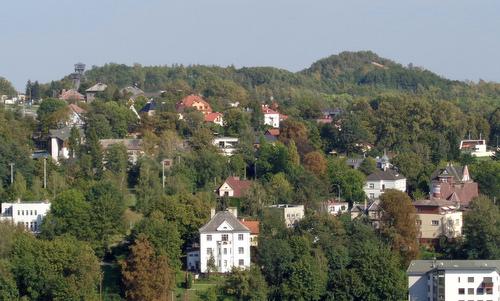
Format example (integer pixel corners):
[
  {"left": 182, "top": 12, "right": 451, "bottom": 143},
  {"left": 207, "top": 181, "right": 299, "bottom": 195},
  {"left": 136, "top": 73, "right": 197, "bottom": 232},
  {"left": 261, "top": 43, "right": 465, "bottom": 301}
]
[
  {"left": 238, "top": 234, "right": 244, "bottom": 240},
  {"left": 222, "top": 234, "right": 228, "bottom": 241},
  {"left": 369, "top": 193, "right": 375, "bottom": 199},
  {"left": 207, "top": 235, "right": 212, "bottom": 241},
  {"left": 432, "top": 220, "right": 439, "bottom": 226},
  {"left": 223, "top": 248, "right": 227, "bottom": 255},
  {"left": 238, "top": 259, "right": 244, "bottom": 266},
  {"left": 238, "top": 247, "right": 244, "bottom": 254},
  {"left": 369, "top": 183, "right": 374, "bottom": 189},
  {"left": 224, "top": 260, "right": 227, "bottom": 267}
]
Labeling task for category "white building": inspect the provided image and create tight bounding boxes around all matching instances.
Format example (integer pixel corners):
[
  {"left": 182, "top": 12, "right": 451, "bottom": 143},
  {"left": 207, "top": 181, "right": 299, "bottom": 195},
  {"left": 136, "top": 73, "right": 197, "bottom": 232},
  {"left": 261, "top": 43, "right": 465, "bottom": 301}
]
[
  {"left": 408, "top": 260, "right": 500, "bottom": 301},
  {"left": 0, "top": 201, "right": 51, "bottom": 233},
  {"left": 187, "top": 249, "right": 200, "bottom": 272},
  {"left": 199, "top": 209, "right": 251, "bottom": 273},
  {"left": 364, "top": 169, "right": 406, "bottom": 200},
  {"left": 49, "top": 127, "right": 84, "bottom": 162},
  {"left": 323, "top": 200, "right": 349, "bottom": 216},
  {"left": 268, "top": 204, "right": 305, "bottom": 228},
  {"left": 459, "top": 139, "right": 495, "bottom": 157},
  {"left": 212, "top": 137, "right": 239, "bottom": 156}
]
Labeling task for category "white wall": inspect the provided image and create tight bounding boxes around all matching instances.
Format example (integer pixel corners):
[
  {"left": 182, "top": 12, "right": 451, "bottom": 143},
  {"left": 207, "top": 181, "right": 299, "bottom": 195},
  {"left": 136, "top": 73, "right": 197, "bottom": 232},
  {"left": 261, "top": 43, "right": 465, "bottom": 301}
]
[
  {"left": 0, "top": 202, "right": 51, "bottom": 233},
  {"left": 200, "top": 232, "right": 250, "bottom": 273},
  {"left": 264, "top": 113, "right": 280, "bottom": 128},
  {"left": 444, "top": 270, "right": 499, "bottom": 300},
  {"left": 218, "top": 183, "right": 234, "bottom": 197},
  {"left": 364, "top": 178, "right": 406, "bottom": 199}
]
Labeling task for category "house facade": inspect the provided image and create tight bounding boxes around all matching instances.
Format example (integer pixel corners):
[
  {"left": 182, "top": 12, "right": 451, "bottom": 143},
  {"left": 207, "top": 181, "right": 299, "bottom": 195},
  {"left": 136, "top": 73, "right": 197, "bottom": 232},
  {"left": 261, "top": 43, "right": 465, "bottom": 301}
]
[
  {"left": 0, "top": 201, "right": 51, "bottom": 233},
  {"left": 459, "top": 139, "right": 495, "bottom": 157},
  {"left": 408, "top": 260, "right": 500, "bottom": 301},
  {"left": 49, "top": 127, "right": 84, "bottom": 162},
  {"left": 213, "top": 137, "right": 238, "bottom": 156},
  {"left": 199, "top": 209, "right": 251, "bottom": 273},
  {"left": 217, "top": 177, "right": 252, "bottom": 198},
  {"left": 268, "top": 204, "right": 305, "bottom": 228},
  {"left": 204, "top": 112, "right": 224, "bottom": 126},
  {"left": 364, "top": 169, "right": 407, "bottom": 200},
  {"left": 240, "top": 219, "right": 259, "bottom": 247},
  {"left": 413, "top": 199, "right": 463, "bottom": 244},
  {"left": 430, "top": 164, "right": 479, "bottom": 207},
  {"left": 85, "top": 83, "right": 107, "bottom": 102},
  {"left": 176, "top": 94, "right": 212, "bottom": 115},
  {"left": 323, "top": 200, "right": 349, "bottom": 216}
]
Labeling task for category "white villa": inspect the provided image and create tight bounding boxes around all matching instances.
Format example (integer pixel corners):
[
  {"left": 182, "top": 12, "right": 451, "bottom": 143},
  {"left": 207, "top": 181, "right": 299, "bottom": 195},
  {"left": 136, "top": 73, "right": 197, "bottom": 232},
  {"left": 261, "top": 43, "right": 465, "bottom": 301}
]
[
  {"left": 0, "top": 200, "right": 51, "bottom": 233},
  {"left": 199, "top": 208, "right": 251, "bottom": 273}
]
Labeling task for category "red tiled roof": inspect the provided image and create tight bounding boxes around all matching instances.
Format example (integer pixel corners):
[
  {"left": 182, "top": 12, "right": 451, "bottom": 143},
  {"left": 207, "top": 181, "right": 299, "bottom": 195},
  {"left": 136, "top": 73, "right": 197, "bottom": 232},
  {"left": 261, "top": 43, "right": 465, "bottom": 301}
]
[
  {"left": 240, "top": 220, "right": 259, "bottom": 235},
  {"left": 265, "top": 128, "right": 280, "bottom": 136},
  {"left": 59, "top": 89, "right": 84, "bottom": 101},
  {"left": 68, "top": 103, "right": 87, "bottom": 114},
  {"left": 224, "top": 176, "right": 252, "bottom": 198},
  {"left": 204, "top": 112, "right": 223, "bottom": 122},
  {"left": 177, "top": 94, "right": 212, "bottom": 113},
  {"left": 261, "top": 105, "right": 280, "bottom": 115}
]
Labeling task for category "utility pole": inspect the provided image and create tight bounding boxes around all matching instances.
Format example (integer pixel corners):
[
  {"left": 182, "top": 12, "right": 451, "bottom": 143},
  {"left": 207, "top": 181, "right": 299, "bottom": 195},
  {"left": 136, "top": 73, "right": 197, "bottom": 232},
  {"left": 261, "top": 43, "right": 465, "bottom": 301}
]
[
  {"left": 43, "top": 158, "right": 47, "bottom": 189},
  {"left": 10, "top": 163, "right": 14, "bottom": 184},
  {"left": 162, "top": 159, "right": 165, "bottom": 189}
]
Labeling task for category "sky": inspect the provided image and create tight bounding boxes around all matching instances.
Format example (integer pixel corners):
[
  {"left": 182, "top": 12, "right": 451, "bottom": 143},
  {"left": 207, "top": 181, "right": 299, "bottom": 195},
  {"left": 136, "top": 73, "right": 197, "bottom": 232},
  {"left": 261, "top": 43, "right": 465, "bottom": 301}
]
[{"left": 1, "top": 0, "right": 500, "bottom": 91}]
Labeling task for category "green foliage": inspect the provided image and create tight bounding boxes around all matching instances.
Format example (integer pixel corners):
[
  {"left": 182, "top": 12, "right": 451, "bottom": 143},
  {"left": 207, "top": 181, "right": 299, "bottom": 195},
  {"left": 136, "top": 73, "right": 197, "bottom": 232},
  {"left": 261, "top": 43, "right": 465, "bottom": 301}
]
[
  {"left": 328, "top": 158, "right": 366, "bottom": 203},
  {"left": 11, "top": 235, "right": 100, "bottom": 301},
  {"left": 470, "top": 160, "right": 500, "bottom": 200},
  {"left": 358, "top": 157, "right": 377, "bottom": 175},
  {"left": 37, "top": 98, "right": 68, "bottom": 131},
  {"left": 0, "top": 76, "right": 16, "bottom": 96},
  {"left": 131, "top": 210, "right": 182, "bottom": 270},
  {"left": 223, "top": 266, "right": 269, "bottom": 301},
  {"left": 462, "top": 196, "right": 500, "bottom": 259}
]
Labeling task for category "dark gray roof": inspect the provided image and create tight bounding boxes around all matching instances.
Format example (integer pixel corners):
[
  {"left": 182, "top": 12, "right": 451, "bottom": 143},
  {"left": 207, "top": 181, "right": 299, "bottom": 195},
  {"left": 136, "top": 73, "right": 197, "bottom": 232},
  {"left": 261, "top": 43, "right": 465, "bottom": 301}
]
[
  {"left": 199, "top": 211, "right": 250, "bottom": 233},
  {"left": 407, "top": 260, "right": 500, "bottom": 274},
  {"left": 366, "top": 169, "right": 405, "bottom": 181},
  {"left": 49, "top": 127, "right": 83, "bottom": 140},
  {"left": 412, "top": 198, "right": 457, "bottom": 207},
  {"left": 431, "top": 164, "right": 465, "bottom": 182},
  {"left": 99, "top": 139, "right": 142, "bottom": 151},
  {"left": 140, "top": 101, "right": 157, "bottom": 113}
]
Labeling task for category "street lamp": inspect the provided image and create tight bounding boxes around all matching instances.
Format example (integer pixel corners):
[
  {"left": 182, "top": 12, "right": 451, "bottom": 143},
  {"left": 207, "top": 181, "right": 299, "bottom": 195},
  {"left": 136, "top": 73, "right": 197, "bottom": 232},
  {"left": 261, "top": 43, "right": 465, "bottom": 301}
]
[{"left": 332, "top": 184, "right": 341, "bottom": 200}]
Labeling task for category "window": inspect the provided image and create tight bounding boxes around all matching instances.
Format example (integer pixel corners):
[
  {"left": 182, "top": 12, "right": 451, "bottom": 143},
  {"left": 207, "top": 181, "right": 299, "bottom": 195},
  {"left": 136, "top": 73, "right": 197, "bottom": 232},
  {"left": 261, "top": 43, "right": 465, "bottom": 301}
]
[
  {"left": 369, "top": 193, "right": 375, "bottom": 199},
  {"left": 30, "top": 210, "right": 33, "bottom": 215},
  {"left": 206, "top": 248, "right": 212, "bottom": 255},
  {"left": 17, "top": 210, "right": 20, "bottom": 216},
  {"left": 468, "top": 288, "right": 474, "bottom": 294},
  {"left": 34, "top": 210, "right": 37, "bottom": 215},
  {"left": 458, "top": 288, "right": 465, "bottom": 295},
  {"left": 416, "top": 220, "right": 422, "bottom": 226},
  {"left": 222, "top": 234, "right": 228, "bottom": 241},
  {"left": 432, "top": 220, "right": 439, "bottom": 226},
  {"left": 207, "top": 235, "right": 212, "bottom": 241},
  {"left": 369, "top": 183, "right": 374, "bottom": 189},
  {"left": 477, "top": 288, "right": 484, "bottom": 295},
  {"left": 238, "top": 234, "right": 244, "bottom": 240},
  {"left": 224, "top": 191, "right": 229, "bottom": 197},
  {"left": 483, "top": 277, "right": 492, "bottom": 283},
  {"left": 238, "top": 259, "right": 244, "bottom": 266},
  {"left": 224, "top": 260, "right": 227, "bottom": 267},
  {"left": 223, "top": 248, "right": 227, "bottom": 255},
  {"left": 485, "top": 288, "right": 492, "bottom": 294},
  {"left": 238, "top": 247, "right": 244, "bottom": 254},
  {"left": 467, "top": 277, "right": 474, "bottom": 283},
  {"left": 382, "top": 184, "right": 385, "bottom": 191}
]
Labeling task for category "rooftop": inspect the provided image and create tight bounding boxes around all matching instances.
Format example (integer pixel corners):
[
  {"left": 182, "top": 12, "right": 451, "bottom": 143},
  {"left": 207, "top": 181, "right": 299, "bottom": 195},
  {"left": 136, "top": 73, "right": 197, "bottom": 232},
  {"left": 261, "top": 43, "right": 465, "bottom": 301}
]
[
  {"left": 366, "top": 169, "right": 405, "bottom": 181},
  {"left": 199, "top": 211, "right": 250, "bottom": 233},
  {"left": 407, "top": 260, "right": 500, "bottom": 274}
]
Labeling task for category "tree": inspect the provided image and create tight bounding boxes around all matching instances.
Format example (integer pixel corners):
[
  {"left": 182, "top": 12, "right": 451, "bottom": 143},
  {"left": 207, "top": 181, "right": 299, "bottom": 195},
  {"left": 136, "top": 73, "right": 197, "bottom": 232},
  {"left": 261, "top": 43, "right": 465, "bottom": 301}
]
[
  {"left": 131, "top": 211, "right": 182, "bottom": 270},
  {"left": 358, "top": 157, "right": 377, "bottom": 175},
  {"left": 470, "top": 160, "right": 500, "bottom": 200},
  {"left": 223, "top": 266, "right": 269, "bottom": 301},
  {"left": 379, "top": 189, "right": 419, "bottom": 266},
  {"left": 328, "top": 158, "right": 366, "bottom": 203},
  {"left": 86, "top": 181, "right": 126, "bottom": 255},
  {"left": 68, "top": 126, "right": 82, "bottom": 158},
  {"left": 37, "top": 98, "right": 68, "bottom": 131},
  {"left": 303, "top": 151, "right": 327, "bottom": 176},
  {"left": 40, "top": 189, "right": 92, "bottom": 241},
  {"left": 11, "top": 235, "right": 100, "bottom": 301},
  {"left": 11, "top": 172, "right": 27, "bottom": 200},
  {"left": 86, "top": 128, "right": 104, "bottom": 179},
  {"left": 105, "top": 143, "right": 129, "bottom": 188},
  {"left": 462, "top": 196, "right": 500, "bottom": 259},
  {"left": 121, "top": 235, "right": 174, "bottom": 301},
  {"left": 266, "top": 172, "right": 293, "bottom": 204},
  {"left": 135, "top": 158, "right": 163, "bottom": 215},
  {"left": 0, "top": 260, "right": 18, "bottom": 301}
]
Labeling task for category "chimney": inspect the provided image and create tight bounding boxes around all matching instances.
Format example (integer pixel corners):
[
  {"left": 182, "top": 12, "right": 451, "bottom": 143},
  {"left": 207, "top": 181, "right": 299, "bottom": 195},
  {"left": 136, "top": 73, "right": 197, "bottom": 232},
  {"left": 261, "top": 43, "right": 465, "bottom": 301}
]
[
  {"left": 462, "top": 165, "right": 470, "bottom": 182},
  {"left": 432, "top": 183, "right": 441, "bottom": 199},
  {"left": 227, "top": 207, "right": 238, "bottom": 218},
  {"left": 210, "top": 208, "right": 216, "bottom": 218}
]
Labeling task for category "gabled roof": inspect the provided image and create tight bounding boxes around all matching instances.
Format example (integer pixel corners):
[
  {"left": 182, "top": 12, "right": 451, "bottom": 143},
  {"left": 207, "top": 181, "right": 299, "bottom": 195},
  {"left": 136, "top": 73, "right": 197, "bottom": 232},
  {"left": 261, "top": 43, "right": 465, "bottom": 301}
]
[
  {"left": 49, "top": 127, "right": 83, "bottom": 140},
  {"left": 140, "top": 101, "right": 157, "bottom": 113},
  {"left": 99, "top": 139, "right": 142, "bottom": 151},
  {"left": 204, "top": 112, "right": 223, "bottom": 122},
  {"left": 68, "top": 103, "right": 86, "bottom": 115},
  {"left": 199, "top": 211, "right": 250, "bottom": 233},
  {"left": 432, "top": 164, "right": 467, "bottom": 182},
  {"left": 121, "top": 86, "right": 144, "bottom": 96},
  {"left": 413, "top": 198, "right": 457, "bottom": 207},
  {"left": 179, "top": 94, "right": 210, "bottom": 107},
  {"left": 366, "top": 169, "right": 405, "bottom": 181},
  {"left": 60, "top": 89, "right": 84, "bottom": 100},
  {"left": 240, "top": 220, "right": 259, "bottom": 235},
  {"left": 448, "top": 192, "right": 461, "bottom": 203},
  {"left": 265, "top": 128, "right": 280, "bottom": 137},
  {"left": 407, "top": 260, "right": 500, "bottom": 274},
  {"left": 221, "top": 177, "right": 252, "bottom": 198},
  {"left": 261, "top": 105, "right": 280, "bottom": 115},
  {"left": 86, "top": 83, "right": 107, "bottom": 92}
]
